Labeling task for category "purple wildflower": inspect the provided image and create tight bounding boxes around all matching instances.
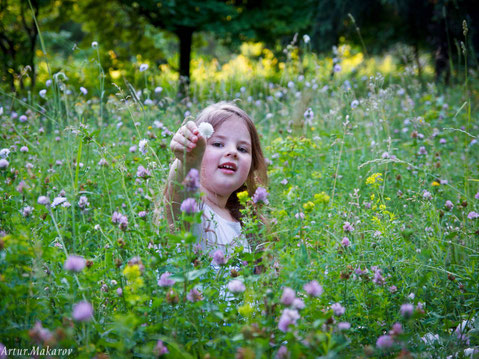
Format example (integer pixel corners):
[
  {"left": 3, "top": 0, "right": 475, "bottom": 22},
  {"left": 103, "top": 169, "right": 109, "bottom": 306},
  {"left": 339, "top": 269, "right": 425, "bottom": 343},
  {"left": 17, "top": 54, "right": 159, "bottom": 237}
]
[
  {"left": 29, "top": 321, "right": 53, "bottom": 343},
  {"left": 418, "top": 146, "right": 427, "bottom": 155},
  {"left": 72, "top": 301, "right": 93, "bottom": 322},
  {"left": 337, "top": 322, "right": 351, "bottom": 331},
  {"left": 37, "top": 196, "right": 49, "bottom": 205},
  {"left": 292, "top": 298, "right": 305, "bottom": 310},
  {"left": 423, "top": 190, "right": 432, "bottom": 201},
  {"left": 212, "top": 249, "right": 226, "bottom": 266},
  {"left": 80, "top": 87, "right": 88, "bottom": 95},
  {"left": 116, "top": 288, "right": 123, "bottom": 296},
  {"left": 389, "top": 285, "right": 398, "bottom": 293},
  {"left": 186, "top": 288, "right": 203, "bottom": 302},
  {"left": 78, "top": 196, "right": 90, "bottom": 209},
  {"left": 341, "top": 237, "right": 350, "bottom": 247},
  {"left": 280, "top": 287, "right": 296, "bottom": 305},
  {"left": 445, "top": 200, "right": 454, "bottom": 210},
  {"left": 343, "top": 221, "right": 354, "bottom": 232},
  {"left": 400, "top": 303, "right": 414, "bottom": 317},
  {"left": 0, "top": 159, "right": 10, "bottom": 169},
  {"left": 136, "top": 165, "right": 151, "bottom": 178},
  {"left": 158, "top": 272, "right": 175, "bottom": 287},
  {"left": 138, "top": 211, "right": 147, "bottom": 218},
  {"left": 303, "top": 280, "right": 323, "bottom": 297},
  {"left": 376, "top": 335, "right": 394, "bottom": 349},
  {"left": 64, "top": 255, "right": 86, "bottom": 272},
  {"left": 20, "top": 146, "right": 28, "bottom": 152},
  {"left": 278, "top": 308, "right": 300, "bottom": 332},
  {"left": 183, "top": 168, "right": 200, "bottom": 192},
  {"left": 390, "top": 322, "right": 403, "bottom": 336},
  {"left": 439, "top": 138, "right": 446, "bottom": 144},
  {"left": 22, "top": 206, "right": 33, "bottom": 217},
  {"left": 372, "top": 269, "right": 385, "bottom": 286},
  {"left": 227, "top": 279, "right": 246, "bottom": 293},
  {"left": 252, "top": 187, "right": 269, "bottom": 204},
  {"left": 276, "top": 346, "right": 290, "bottom": 359},
  {"left": 154, "top": 340, "right": 168, "bottom": 356},
  {"left": 19, "top": 115, "right": 28, "bottom": 123},
  {"left": 475, "top": 192, "right": 479, "bottom": 200},
  {"left": 467, "top": 211, "right": 479, "bottom": 219},
  {"left": 331, "top": 303, "right": 345, "bottom": 316},
  {"left": 51, "top": 196, "right": 67, "bottom": 208},
  {"left": 180, "top": 198, "right": 198, "bottom": 214},
  {"left": 333, "top": 64, "right": 342, "bottom": 73}
]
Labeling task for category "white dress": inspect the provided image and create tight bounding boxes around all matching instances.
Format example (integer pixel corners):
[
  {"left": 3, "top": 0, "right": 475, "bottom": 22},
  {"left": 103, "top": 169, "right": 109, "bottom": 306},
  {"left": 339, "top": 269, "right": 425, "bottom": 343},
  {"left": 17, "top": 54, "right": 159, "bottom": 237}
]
[{"left": 193, "top": 202, "right": 250, "bottom": 254}]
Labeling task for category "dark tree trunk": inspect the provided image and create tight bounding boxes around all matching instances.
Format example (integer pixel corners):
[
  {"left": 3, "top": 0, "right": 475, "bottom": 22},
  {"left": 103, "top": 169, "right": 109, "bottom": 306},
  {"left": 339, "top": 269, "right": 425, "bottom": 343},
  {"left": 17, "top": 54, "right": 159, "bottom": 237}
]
[{"left": 177, "top": 26, "right": 194, "bottom": 97}]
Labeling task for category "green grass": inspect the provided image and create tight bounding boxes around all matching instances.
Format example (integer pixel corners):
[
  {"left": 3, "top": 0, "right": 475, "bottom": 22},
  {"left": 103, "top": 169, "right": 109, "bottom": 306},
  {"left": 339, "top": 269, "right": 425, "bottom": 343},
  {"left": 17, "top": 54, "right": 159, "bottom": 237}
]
[{"left": 0, "top": 49, "right": 478, "bottom": 358}]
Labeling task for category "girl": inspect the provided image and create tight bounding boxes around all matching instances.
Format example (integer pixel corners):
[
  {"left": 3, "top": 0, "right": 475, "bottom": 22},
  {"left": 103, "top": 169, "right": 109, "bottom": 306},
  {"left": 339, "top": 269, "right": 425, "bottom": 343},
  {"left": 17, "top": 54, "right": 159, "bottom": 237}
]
[{"left": 164, "top": 101, "right": 268, "bottom": 253}]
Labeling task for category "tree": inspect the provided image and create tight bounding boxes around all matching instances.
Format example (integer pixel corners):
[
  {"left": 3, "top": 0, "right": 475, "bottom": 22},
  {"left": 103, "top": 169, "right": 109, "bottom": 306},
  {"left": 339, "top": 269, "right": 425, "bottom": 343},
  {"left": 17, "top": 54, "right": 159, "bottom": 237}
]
[
  {"left": 0, "top": 0, "right": 48, "bottom": 91},
  {"left": 118, "top": 0, "right": 314, "bottom": 95}
]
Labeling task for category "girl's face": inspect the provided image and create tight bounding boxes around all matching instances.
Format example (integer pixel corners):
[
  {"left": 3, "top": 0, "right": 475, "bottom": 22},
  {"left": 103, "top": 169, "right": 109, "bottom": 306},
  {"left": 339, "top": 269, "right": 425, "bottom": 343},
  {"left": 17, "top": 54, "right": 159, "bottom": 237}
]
[{"left": 200, "top": 117, "right": 252, "bottom": 198}]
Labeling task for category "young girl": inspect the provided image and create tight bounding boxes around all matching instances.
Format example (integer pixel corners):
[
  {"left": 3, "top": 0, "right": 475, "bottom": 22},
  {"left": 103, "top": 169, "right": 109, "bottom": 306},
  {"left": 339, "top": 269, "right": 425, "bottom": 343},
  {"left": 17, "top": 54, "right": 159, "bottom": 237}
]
[{"left": 164, "top": 101, "right": 268, "bottom": 253}]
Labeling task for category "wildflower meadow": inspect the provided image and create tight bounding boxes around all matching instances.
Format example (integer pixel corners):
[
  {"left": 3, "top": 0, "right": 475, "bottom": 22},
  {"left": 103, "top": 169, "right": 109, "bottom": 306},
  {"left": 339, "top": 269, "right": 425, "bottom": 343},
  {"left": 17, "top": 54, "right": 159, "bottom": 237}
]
[{"left": 1, "top": 17, "right": 479, "bottom": 359}]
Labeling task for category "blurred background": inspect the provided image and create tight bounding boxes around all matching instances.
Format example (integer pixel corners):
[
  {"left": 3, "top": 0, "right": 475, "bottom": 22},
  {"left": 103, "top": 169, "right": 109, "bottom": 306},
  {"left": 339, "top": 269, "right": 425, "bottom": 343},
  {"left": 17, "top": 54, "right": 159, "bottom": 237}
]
[{"left": 1, "top": 0, "right": 478, "bottom": 97}]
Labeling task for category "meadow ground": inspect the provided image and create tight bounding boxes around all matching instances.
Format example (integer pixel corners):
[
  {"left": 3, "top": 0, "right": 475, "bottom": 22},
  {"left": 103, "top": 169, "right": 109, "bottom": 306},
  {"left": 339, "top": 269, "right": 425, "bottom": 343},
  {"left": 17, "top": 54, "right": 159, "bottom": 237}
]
[{"left": 0, "top": 47, "right": 478, "bottom": 358}]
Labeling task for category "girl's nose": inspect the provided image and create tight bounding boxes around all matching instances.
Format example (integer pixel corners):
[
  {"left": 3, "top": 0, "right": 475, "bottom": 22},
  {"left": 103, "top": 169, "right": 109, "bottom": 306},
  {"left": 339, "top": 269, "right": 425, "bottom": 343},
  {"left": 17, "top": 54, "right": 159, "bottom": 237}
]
[{"left": 225, "top": 145, "right": 238, "bottom": 158}]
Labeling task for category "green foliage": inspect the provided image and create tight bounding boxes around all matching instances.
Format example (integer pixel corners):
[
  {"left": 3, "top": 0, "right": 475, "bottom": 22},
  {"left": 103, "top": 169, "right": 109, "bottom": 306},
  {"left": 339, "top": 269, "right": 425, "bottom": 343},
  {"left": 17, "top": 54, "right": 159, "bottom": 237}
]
[{"left": 1, "top": 31, "right": 479, "bottom": 358}]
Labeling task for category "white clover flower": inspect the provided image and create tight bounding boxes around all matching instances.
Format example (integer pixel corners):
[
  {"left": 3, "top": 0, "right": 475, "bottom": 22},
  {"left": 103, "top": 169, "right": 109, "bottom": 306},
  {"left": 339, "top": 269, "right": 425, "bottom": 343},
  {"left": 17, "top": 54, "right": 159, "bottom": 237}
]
[
  {"left": 139, "top": 63, "right": 149, "bottom": 72},
  {"left": 303, "top": 34, "right": 311, "bottom": 44},
  {"left": 139, "top": 139, "right": 148, "bottom": 155},
  {"left": 91, "top": 41, "right": 98, "bottom": 48},
  {"left": 198, "top": 122, "right": 214, "bottom": 139},
  {"left": 80, "top": 87, "right": 88, "bottom": 95},
  {"left": 154, "top": 86, "right": 163, "bottom": 94},
  {"left": 0, "top": 106, "right": 3, "bottom": 115},
  {"left": 39, "top": 89, "right": 47, "bottom": 98},
  {"left": 0, "top": 148, "right": 10, "bottom": 158},
  {"left": 46, "top": 79, "right": 52, "bottom": 87}
]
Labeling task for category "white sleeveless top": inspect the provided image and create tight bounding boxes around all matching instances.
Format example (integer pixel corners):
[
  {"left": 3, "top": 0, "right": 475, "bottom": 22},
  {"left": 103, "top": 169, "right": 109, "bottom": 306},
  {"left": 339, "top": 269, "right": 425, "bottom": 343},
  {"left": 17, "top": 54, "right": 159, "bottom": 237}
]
[{"left": 193, "top": 203, "right": 250, "bottom": 254}]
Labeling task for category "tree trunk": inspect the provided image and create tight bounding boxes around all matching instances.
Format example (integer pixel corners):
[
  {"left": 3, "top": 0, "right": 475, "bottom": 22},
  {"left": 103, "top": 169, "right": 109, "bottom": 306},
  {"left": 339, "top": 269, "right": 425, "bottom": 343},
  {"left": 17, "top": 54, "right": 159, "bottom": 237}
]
[{"left": 176, "top": 26, "right": 194, "bottom": 98}]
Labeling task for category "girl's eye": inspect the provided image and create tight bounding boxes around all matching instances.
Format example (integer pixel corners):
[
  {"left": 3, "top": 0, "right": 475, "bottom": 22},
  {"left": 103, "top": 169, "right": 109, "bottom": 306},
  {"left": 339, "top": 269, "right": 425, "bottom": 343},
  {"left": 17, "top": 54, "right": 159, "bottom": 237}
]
[
  {"left": 212, "top": 142, "right": 223, "bottom": 147},
  {"left": 238, "top": 147, "right": 248, "bottom": 153}
]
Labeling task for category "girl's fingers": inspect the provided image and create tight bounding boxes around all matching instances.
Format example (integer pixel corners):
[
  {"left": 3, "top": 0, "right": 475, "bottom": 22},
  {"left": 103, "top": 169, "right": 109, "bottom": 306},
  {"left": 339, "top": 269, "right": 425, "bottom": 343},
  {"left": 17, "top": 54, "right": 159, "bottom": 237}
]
[
  {"left": 181, "top": 126, "right": 197, "bottom": 143},
  {"left": 172, "top": 133, "right": 195, "bottom": 149},
  {"left": 186, "top": 121, "right": 199, "bottom": 135}
]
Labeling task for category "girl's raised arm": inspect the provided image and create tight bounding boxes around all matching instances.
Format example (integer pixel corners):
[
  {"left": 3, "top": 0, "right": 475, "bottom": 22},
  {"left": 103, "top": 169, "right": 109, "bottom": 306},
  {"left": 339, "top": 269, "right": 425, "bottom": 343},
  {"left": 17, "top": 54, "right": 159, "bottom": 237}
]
[{"left": 164, "top": 121, "right": 206, "bottom": 226}]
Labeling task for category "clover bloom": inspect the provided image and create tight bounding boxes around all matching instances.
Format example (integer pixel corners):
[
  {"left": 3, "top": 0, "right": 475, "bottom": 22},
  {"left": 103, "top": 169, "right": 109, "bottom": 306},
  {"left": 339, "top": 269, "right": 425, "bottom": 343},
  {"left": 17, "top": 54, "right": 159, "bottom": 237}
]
[
  {"left": 400, "top": 303, "right": 414, "bottom": 317},
  {"left": 64, "top": 255, "right": 86, "bottom": 272},
  {"left": 180, "top": 198, "right": 198, "bottom": 214},
  {"left": 467, "top": 211, "right": 479, "bottom": 219},
  {"left": 331, "top": 302, "right": 345, "bottom": 316},
  {"left": 158, "top": 272, "right": 175, "bottom": 287},
  {"left": 183, "top": 168, "right": 200, "bottom": 191},
  {"left": 212, "top": 249, "right": 226, "bottom": 266},
  {"left": 252, "top": 187, "right": 269, "bottom": 204},
  {"left": 72, "top": 301, "right": 93, "bottom": 322},
  {"left": 376, "top": 335, "right": 394, "bottom": 349},
  {"left": 278, "top": 308, "right": 300, "bottom": 332},
  {"left": 280, "top": 287, "right": 296, "bottom": 305},
  {"left": 227, "top": 279, "right": 246, "bottom": 293},
  {"left": 154, "top": 340, "right": 168, "bottom": 356},
  {"left": 0, "top": 159, "right": 8, "bottom": 169},
  {"left": 304, "top": 280, "right": 323, "bottom": 297}
]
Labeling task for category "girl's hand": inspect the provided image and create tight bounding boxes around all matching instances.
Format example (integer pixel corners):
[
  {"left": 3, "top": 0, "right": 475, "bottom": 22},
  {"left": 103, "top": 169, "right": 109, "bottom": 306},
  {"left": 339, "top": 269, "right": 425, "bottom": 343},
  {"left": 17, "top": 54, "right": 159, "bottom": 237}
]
[{"left": 170, "top": 121, "right": 206, "bottom": 167}]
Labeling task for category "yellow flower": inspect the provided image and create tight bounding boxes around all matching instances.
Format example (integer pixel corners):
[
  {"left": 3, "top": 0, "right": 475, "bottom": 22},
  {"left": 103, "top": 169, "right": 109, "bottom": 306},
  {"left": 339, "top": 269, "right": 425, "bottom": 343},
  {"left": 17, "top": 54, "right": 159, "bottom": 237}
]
[
  {"left": 366, "top": 173, "right": 383, "bottom": 185},
  {"left": 237, "top": 190, "right": 250, "bottom": 205},
  {"left": 314, "top": 192, "right": 330, "bottom": 204},
  {"left": 432, "top": 181, "right": 440, "bottom": 186},
  {"left": 379, "top": 204, "right": 386, "bottom": 211},
  {"left": 303, "top": 201, "right": 315, "bottom": 212},
  {"left": 123, "top": 264, "right": 141, "bottom": 281}
]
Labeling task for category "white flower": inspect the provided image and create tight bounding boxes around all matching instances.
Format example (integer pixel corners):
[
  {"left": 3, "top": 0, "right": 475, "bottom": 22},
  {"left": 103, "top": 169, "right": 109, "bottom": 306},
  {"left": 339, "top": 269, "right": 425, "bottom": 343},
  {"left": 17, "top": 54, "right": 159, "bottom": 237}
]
[
  {"left": 0, "top": 159, "right": 9, "bottom": 169},
  {"left": 198, "top": 122, "right": 214, "bottom": 139},
  {"left": 0, "top": 148, "right": 10, "bottom": 158},
  {"left": 139, "top": 139, "right": 148, "bottom": 155},
  {"left": 80, "top": 87, "right": 88, "bottom": 95},
  {"left": 91, "top": 41, "right": 98, "bottom": 48},
  {"left": 139, "top": 63, "right": 149, "bottom": 72},
  {"left": 303, "top": 34, "right": 310, "bottom": 44},
  {"left": 39, "top": 89, "right": 47, "bottom": 98},
  {"left": 0, "top": 107, "right": 3, "bottom": 115},
  {"left": 154, "top": 86, "right": 163, "bottom": 94},
  {"left": 46, "top": 79, "right": 52, "bottom": 87},
  {"left": 51, "top": 196, "right": 67, "bottom": 208}
]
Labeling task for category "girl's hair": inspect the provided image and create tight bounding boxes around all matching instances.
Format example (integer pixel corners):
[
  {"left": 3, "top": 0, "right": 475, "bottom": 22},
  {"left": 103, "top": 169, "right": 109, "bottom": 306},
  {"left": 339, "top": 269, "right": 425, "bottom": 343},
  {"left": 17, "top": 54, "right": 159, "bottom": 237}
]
[{"left": 195, "top": 101, "right": 268, "bottom": 222}]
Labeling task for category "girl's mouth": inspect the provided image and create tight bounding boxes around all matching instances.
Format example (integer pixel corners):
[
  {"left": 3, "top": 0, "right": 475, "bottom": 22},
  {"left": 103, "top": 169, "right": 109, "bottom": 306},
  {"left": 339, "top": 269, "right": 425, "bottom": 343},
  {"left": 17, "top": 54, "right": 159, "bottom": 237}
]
[{"left": 218, "top": 162, "right": 237, "bottom": 174}]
